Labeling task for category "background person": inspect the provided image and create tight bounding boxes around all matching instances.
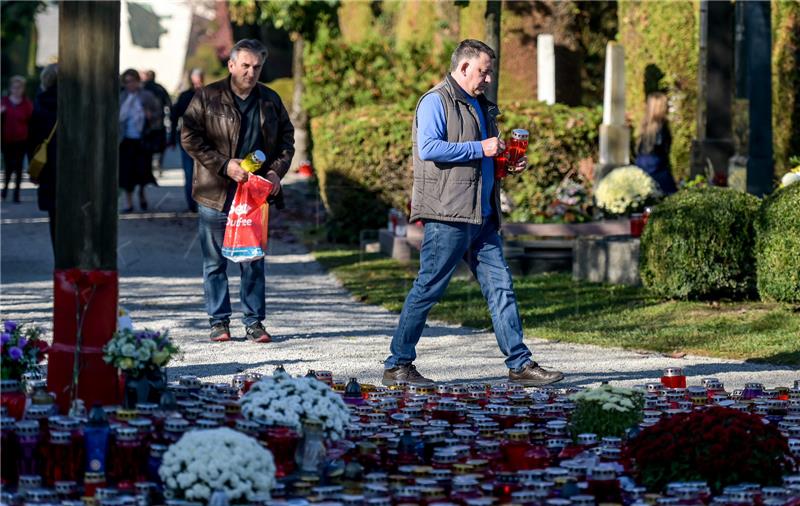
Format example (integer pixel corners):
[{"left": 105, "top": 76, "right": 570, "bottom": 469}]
[
  {"left": 170, "top": 68, "right": 205, "bottom": 212},
  {"left": 2, "top": 75, "right": 34, "bottom": 203},
  {"left": 635, "top": 92, "right": 677, "bottom": 194},
  {"left": 142, "top": 70, "right": 172, "bottom": 176},
  {"left": 119, "top": 68, "right": 160, "bottom": 212},
  {"left": 27, "top": 64, "right": 58, "bottom": 249}
]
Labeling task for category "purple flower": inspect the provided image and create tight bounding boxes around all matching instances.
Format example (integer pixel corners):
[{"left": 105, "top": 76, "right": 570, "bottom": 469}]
[
  {"left": 4, "top": 321, "right": 17, "bottom": 333},
  {"left": 17, "top": 337, "right": 27, "bottom": 349},
  {"left": 8, "top": 347, "right": 23, "bottom": 361},
  {"left": 0, "top": 332, "right": 10, "bottom": 345}
]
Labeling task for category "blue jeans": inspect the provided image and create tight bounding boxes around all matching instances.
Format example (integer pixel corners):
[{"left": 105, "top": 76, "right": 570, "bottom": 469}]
[
  {"left": 385, "top": 216, "right": 532, "bottom": 370},
  {"left": 181, "top": 146, "right": 198, "bottom": 212},
  {"left": 198, "top": 204, "right": 265, "bottom": 327}
]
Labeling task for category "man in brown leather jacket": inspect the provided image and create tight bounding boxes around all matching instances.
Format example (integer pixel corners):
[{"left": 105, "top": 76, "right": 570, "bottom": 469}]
[{"left": 181, "top": 39, "right": 295, "bottom": 343}]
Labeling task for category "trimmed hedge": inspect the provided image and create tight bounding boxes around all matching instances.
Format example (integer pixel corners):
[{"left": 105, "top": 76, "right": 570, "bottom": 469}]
[
  {"left": 312, "top": 100, "right": 602, "bottom": 241},
  {"left": 772, "top": 2, "right": 800, "bottom": 177},
  {"left": 303, "top": 36, "right": 451, "bottom": 119},
  {"left": 755, "top": 183, "right": 800, "bottom": 302},
  {"left": 640, "top": 187, "right": 761, "bottom": 300},
  {"left": 312, "top": 104, "right": 414, "bottom": 242}
]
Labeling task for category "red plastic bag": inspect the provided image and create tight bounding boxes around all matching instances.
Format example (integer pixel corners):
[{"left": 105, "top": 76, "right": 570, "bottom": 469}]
[{"left": 222, "top": 175, "right": 274, "bottom": 262}]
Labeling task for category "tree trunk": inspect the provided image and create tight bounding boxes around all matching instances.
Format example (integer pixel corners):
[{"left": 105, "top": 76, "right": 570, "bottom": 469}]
[
  {"left": 484, "top": 0, "right": 502, "bottom": 103},
  {"left": 50, "top": 0, "right": 121, "bottom": 412},
  {"left": 57, "top": 0, "right": 119, "bottom": 270},
  {"left": 290, "top": 33, "right": 309, "bottom": 170}
]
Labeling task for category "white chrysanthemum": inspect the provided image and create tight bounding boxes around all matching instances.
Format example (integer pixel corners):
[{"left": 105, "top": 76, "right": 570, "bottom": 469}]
[
  {"left": 240, "top": 374, "right": 350, "bottom": 440},
  {"left": 571, "top": 384, "right": 640, "bottom": 413},
  {"left": 121, "top": 343, "right": 137, "bottom": 358},
  {"left": 159, "top": 427, "right": 275, "bottom": 503},
  {"left": 595, "top": 165, "right": 662, "bottom": 215},
  {"left": 781, "top": 170, "right": 800, "bottom": 188}
]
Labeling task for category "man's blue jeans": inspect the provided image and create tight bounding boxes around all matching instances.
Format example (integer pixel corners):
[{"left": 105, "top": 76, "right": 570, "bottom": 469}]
[
  {"left": 385, "top": 216, "right": 532, "bottom": 371},
  {"left": 198, "top": 204, "right": 265, "bottom": 327},
  {"left": 180, "top": 146, "right": 198, "bottom": 212}
]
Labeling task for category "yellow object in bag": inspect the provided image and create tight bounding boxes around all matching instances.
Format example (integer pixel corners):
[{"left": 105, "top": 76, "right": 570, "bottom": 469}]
[
  {"left": 240, "top": 150, "right": 266, "bottom": 173},
  {"left": 28, "top": 122, "right": 57, "bottom": 182}
]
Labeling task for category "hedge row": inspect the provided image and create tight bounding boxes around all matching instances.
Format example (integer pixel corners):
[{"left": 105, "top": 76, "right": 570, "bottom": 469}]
[
  {"left": 311, "top": 104, "right": 414, "bottom": 242},
  {"left": 640, "top": 185, "right": 800, "bottom": 302},
  {"left": 303, "top": 36, "right": 451, "bottom": 119},
  {"left": 755, "top": 183, "right": 800, "bottom": 302},
  {"left": 311, "top": 100, "right": 602, "bottom": 241}
]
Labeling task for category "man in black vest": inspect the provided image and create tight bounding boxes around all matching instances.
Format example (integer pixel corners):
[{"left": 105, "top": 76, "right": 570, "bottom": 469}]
[{"left": 382, "top": 39, "right": 564, "bottom": 387}]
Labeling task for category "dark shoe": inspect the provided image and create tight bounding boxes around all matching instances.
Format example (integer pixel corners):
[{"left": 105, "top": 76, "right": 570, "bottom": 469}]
[
  {"left": 140, "top": 200, "right": 148, "bottom": 211},
  {"left": 509, "top": 361, "right": 564, "bottom": 387},
  {"left": 210, "top": 322, "right": 231, "bottom": 342},
  {"left": 382, "top": 363, "right": 435, "bottom": 386},
  {"left": 245, "top": 322, "right": 272, "bottom": 343}
]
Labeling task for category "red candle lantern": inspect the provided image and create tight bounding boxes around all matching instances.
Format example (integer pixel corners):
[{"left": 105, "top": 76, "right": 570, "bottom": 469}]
[
  {"left": 660, "top": 367, "right": 687, "bottom": 389},
  {"left": 505, "top": 129, "right": 530, "bottom": 171},
  {"left": 495, "top": 129, "right": 529, "bottom": 180},
  {"left": 630, "top": 213, "right": 645, "bottom": 238}
]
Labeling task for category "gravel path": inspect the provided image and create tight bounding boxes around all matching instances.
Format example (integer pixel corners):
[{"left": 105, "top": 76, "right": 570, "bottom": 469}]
[{"left": 1, "top": 155, "right": 797, "bottom": 390}]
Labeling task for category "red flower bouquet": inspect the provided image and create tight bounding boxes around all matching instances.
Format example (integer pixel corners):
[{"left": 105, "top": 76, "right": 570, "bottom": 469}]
[{"left": 627, "top": 406, "right": 797, "bottom": 493}]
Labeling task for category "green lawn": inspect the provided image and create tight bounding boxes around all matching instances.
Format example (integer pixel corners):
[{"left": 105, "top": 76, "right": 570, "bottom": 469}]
[{"left": 313, "top": 249, "right": 800, "bottom": 365}]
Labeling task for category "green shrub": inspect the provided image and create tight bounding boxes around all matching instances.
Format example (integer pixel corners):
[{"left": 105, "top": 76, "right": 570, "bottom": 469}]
[
  {"left": 755, "top": 183, "right": 800, "bottom": 302},
  {"left": 640, "top": 187, "right": 761, "bottom": 300},
  {"left": 312, "top": 100, "right": 602, "bottom": 241},
  {"left": 312, "top": 103, "right": 413, "bottom": 242},
  {"left": 569, "top": 384, "right": 644, "bottom": 439},
  {"left": 772, "top": 2, "right": 800, "bottom": 177},
  {"left": 303, "top": 36, "right": 451, "bottom": 118},
  {"left": 499, "top": 101, "right": 602, "bottom": 222}
]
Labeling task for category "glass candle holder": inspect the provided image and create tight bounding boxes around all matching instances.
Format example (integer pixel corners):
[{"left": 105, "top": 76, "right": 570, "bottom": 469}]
[
  {"left": 505, "top": 129, "right": 530, "bottom": 173},
  {"left": 44, "top": 430, "right": 79, "bottom": 486},
  {"left": 262, "top": 425, "right": 300, "bottom": 478},
  {"left": 660, "top": 368, "right": 687, "bottom": 389},
  {"left": 14, "top": 420, "right": 41, "bottom": 477},
  {"left": 629, "top": 213, "right": 645, "bottom": 238},
  {"left": 1, "top": 416, "right": 19, "bottom": 487},
  {"left": 0, "top": 380, "right": 27, "bottom": 421},
  {"left": 742, "top": 382, "right": 765, "bottom": 400}
]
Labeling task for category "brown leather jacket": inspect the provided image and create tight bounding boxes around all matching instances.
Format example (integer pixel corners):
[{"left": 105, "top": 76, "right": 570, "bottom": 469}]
[{"left": 181, "top": 77, "right": 295, "bottom": 211}]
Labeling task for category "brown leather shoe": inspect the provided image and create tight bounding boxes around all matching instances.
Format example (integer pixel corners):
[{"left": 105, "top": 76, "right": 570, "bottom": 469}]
[
  {"left": 382, "top": 364, "right": 435, "bottom": 386},
  {"left": 210, "top": 322, "right": 231, "bottom": 342},
  {"left": 245, "top": 322, "right": 272, "bottom": 344},
  {"left": 509, "top": 361, "right": 564, "bottom": 387}
]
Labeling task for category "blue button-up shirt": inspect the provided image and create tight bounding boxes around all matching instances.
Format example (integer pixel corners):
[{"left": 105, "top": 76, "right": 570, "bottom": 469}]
[{"left": 416, "top": 91, "right": 495, "bottom": 217}]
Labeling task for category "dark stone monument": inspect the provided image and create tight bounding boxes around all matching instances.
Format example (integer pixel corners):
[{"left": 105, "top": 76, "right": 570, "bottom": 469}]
[
  {"left": 744, "top": 1, "right": 773, "bottom": 197},
  {"left": 691, "top": 1, "right": 735, "bottom": 180}
]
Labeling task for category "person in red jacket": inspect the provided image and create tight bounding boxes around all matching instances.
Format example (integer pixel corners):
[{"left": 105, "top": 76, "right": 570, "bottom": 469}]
[{"left": 1, "top": 75, "right": 34, "bottom": 203}]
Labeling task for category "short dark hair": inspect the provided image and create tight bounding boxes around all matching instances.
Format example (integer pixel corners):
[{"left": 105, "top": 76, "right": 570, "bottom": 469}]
[
  {"left": 121, "top": 68, "right": 140, "bottom": 82},
  {"left": 230, "top": 39, "right": 268, "bottom": 63},
  {"left": 450, "top": 39, "right": 496, "bottom": 72}
]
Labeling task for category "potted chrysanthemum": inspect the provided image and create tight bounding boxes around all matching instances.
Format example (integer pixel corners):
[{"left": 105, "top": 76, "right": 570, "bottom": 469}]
[{"left": 103, "top": 328, "right": 179, "bottom": 408}]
